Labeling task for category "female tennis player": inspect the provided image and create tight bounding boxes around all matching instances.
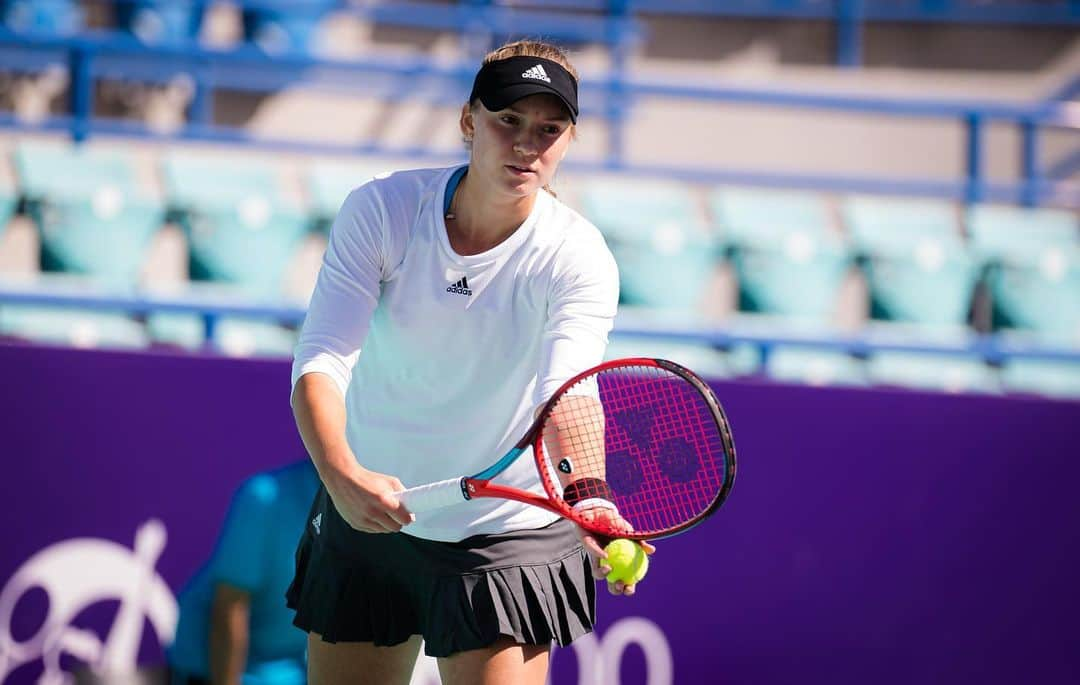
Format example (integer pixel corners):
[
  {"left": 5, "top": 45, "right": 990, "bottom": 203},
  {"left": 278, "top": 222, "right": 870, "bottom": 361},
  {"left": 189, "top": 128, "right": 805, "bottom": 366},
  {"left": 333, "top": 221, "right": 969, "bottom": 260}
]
[{"left": 287, "top": 40, "right": 653, "bottom": 684}]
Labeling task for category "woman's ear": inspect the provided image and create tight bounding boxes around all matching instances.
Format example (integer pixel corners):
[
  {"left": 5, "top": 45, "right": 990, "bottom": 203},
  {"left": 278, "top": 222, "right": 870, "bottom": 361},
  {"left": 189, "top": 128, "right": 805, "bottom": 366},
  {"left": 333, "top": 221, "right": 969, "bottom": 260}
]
[{"left": 459, "top": 103, "right": 474, "bottom": 142}]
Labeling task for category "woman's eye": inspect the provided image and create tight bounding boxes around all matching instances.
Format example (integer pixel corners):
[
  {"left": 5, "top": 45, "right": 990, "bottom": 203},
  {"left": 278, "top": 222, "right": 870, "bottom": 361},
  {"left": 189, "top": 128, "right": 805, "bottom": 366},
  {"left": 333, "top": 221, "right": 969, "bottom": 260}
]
[
  {"left": 500, "top": 115, "right": 518, "bottom": 125},
  {"left": 543, "top": 126, "right": 561, "bottom": 135}
]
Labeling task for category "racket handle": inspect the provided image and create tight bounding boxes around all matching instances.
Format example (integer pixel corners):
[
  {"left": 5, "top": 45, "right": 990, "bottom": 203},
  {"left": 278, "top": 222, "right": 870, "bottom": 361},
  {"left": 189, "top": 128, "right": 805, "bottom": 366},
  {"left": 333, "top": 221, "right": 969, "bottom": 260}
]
[{"left": 394, "top": 477, "right": 468, "bottom": 513}]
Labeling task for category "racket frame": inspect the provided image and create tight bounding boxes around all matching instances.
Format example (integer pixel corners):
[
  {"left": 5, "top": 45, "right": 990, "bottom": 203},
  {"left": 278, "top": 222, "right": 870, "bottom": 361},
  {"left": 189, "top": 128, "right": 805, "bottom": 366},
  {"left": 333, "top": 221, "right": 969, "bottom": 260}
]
[{"left": 456, "top": 357, "right": 737, "bottom": 540}]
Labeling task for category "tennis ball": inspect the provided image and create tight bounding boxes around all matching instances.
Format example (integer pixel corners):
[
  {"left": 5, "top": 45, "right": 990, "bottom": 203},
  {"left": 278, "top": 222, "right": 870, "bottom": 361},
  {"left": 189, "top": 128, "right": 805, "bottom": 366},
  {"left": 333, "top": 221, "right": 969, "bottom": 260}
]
[{"left": 604, "top": 539, "right": 648, "bottom": 585}]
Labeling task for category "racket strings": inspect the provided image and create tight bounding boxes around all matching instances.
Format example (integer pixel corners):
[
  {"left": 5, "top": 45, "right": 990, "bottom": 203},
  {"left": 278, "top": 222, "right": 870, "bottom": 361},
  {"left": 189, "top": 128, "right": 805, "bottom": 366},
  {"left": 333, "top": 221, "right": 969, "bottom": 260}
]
[{"left": 539, "top": 364, "right": 732, "bottom": 537}]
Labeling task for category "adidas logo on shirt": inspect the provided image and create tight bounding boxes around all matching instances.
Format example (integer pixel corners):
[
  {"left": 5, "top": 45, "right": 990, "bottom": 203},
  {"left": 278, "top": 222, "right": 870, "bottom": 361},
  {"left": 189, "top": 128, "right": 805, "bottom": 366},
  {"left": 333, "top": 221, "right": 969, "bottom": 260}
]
[
  {"left": 446, "top": 276, "right": 472, "bottom": 296},
  {"left": 521, "top": 64, "right": 551, "bottom": 83}
]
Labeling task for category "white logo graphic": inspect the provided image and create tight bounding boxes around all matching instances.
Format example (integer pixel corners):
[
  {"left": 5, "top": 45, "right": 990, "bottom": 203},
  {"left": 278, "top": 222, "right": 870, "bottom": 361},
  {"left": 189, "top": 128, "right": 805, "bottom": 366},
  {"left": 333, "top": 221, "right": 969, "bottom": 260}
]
[
  {"left": 407, "top": 616, "right": 672, "bottom": 685},
  {"left": 311, "top": 513, "right": 322, "bottom": 535},
  {"left": 522, "top": 64, "right": 551, "bottom": 83},
  {"left": 0, "top": 520, "right": 178, "bottom": 685}
]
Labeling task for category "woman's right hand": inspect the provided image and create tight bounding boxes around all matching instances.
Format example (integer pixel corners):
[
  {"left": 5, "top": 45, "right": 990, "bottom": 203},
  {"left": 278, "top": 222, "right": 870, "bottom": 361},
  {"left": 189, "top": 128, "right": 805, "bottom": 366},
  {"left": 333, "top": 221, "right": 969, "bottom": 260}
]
[{"left": 325, "top": 465, "right": 415, "bottom": 534}]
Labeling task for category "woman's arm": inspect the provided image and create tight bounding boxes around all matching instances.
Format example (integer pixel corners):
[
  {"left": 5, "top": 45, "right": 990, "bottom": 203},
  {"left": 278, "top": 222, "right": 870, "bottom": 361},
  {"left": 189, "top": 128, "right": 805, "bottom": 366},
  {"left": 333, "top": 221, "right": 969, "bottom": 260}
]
[
  {"left": 208, "top": 583, "right": 250, "bottom": 685},
  {"left": 292, "top": 373, "right": 413, "bottom": 533}
]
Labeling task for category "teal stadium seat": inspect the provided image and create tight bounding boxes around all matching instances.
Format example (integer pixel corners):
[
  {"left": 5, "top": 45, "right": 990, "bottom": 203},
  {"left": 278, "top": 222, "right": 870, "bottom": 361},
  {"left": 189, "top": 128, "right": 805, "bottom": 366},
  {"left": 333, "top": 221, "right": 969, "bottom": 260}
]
[
  {"left": 999, "top": 359, "right": 1080, "bottom": 400},
  {"left": 764, "top": 345, "right": 867, "bottom": 387},
  {"left": 865, "top": 350, "right": 1000, "bottom": 394},
  {"left": 4, "top": 142, "right": 164, "bottom": 350},
  {"left": 967, "top": 205, "right": 1079, "bottom": 343},
  {"left": 164, "top": 151, "right": 309, "bottom": 298},
  {"left": 307, "top": 159, "right": 384, "bottom": 228},
  {"left": 160, "top": 152, "right": 309, "bottom": 354},
  {"left": 577, "top": 178, "right": 718, "bottom": 314},
  {"left": 843, "top": 196, "right": 978, "bottom": 330},
  {"left": 15, "top": 141, "right": 164, "bottom": 287},
  {"left": 711, "top": 187, "right": 850, "bottom": 324},
  {"left": 0, "top": 304, "right": 149, "bottom": 349},
  {"left": 967, "top": 205, "right": 1077, "bottom": 264},
  {"left": 0, "top": 175, "right": 16, "bottom": 236}
]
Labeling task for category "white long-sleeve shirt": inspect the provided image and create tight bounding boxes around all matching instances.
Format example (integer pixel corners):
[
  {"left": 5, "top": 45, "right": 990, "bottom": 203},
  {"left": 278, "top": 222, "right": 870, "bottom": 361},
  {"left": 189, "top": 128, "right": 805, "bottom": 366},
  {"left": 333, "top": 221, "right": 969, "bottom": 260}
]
[{"left": 292, "top": 165, "right": 619, "bottom": 542}]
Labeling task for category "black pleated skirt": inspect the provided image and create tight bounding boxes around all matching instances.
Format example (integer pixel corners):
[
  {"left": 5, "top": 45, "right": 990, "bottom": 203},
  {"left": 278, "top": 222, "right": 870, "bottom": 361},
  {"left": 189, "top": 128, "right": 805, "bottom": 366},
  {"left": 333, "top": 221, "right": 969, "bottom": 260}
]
[{"left": 285, "top": 486, "right": 597, "bottom": 658}]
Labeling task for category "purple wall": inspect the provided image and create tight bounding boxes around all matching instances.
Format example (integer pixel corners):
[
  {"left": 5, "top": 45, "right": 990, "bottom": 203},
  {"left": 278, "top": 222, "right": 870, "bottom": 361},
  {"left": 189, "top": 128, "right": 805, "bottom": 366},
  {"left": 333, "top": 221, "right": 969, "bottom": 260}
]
[{"left": 1, "top": 342, "right": 1078, "bottom": 685}]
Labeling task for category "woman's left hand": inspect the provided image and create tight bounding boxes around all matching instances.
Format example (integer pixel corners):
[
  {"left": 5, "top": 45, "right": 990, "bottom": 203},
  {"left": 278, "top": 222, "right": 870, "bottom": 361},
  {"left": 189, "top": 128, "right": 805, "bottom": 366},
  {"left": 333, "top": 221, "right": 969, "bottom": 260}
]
[{"left": 573, "top": 507, "right": 656, "bottom": 597}]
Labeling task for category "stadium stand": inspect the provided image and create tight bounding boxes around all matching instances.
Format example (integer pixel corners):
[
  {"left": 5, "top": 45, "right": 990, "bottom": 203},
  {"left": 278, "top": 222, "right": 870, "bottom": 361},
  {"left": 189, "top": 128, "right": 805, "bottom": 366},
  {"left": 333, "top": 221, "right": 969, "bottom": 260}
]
[{"left": 0, "top": 0, "right": 1076, "bottom": 398}]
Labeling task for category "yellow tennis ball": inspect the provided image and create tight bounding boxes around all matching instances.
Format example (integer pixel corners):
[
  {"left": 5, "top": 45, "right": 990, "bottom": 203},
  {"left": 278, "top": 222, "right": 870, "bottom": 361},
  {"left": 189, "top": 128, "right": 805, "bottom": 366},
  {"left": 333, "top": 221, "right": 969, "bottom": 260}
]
[
  {"left": 630, "top": 547, "right": 649, "bottom": 584},
  {"left": 604, "top": 539, "right": 648, "bottom": 585}
]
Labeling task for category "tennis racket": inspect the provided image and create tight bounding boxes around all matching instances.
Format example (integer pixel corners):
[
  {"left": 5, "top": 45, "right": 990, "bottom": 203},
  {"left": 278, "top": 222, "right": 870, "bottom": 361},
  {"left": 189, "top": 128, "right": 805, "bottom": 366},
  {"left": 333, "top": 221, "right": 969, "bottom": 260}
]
[{"left": 394, "top": 357, "right": 736, "bottom": 540}]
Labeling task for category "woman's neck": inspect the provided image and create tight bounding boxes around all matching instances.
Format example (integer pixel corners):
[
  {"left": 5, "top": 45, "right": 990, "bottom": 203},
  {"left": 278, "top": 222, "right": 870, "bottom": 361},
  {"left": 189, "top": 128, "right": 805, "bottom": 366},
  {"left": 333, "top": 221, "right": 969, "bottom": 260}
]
[{"left": 446, "top": 172, "right": 537, "bottom": 256}]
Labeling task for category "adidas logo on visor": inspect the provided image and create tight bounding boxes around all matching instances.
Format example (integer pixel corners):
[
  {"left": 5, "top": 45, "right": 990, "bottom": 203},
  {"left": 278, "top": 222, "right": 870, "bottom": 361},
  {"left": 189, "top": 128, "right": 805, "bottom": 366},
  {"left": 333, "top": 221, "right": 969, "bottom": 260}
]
[
  {"left": 521, "top": 64, "right": 551, "bottom": 83},
  {"left": 446, "top": 276, "right": 472, "bottom": 296}
]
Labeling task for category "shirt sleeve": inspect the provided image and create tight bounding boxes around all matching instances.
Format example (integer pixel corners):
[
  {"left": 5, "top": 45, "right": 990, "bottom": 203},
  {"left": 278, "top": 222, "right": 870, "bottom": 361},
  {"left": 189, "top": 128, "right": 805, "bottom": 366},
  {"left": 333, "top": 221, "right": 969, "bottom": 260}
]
[
  {"left": 534, "top": 228, "right": 620, "bottom": 405},
  {"left": 208, "top": 475, "right": 279, "bottom": 591},
  {"left": 291, "top": 182, "right": 389, "bottom": 398}
]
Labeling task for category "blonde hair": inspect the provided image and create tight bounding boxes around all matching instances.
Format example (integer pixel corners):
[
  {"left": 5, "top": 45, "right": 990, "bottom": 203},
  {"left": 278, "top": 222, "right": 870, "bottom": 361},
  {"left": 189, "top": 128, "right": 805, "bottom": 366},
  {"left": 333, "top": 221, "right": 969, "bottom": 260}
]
[
  {"left": 467, "top": 40, "right": 579, "bottom": 197},
  {"left": 480, "top": 39, "right": 580, "bottom": 81}
]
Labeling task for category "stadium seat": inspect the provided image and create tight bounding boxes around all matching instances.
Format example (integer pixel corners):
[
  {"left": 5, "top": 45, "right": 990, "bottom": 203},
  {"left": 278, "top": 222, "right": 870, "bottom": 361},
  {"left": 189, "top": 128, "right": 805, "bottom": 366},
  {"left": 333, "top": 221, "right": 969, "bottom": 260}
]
[
  {"left": 729, "top": 234, "right": 851, "bottom": 321},
  {"left": 709, "top": 186, "right": 851, "bottom": 323},
  {"left": 709, "top": 187, "right": 834, "bottom": 248},
  {"left": 966, "top": 204, "right": 1078, "bottom": 264},
  {"left": 241, "top": 0, "right": 335, "bottom": 55},
  {"left": 764, "top": 346, "right": 867, "bottom": 387},
  {"left": 0, "top": 304, "right": 149, "bottom": 349},
  {"left": 843, "top": 196, "right": 978, "bottom": 328},
  {"left": 115, "top": 1, "right": 205, "bottom": 46},
  {"left": 983, "top": 245, "right": 1080, "bottom": 342},
  {"left": 860, "top": 237, "right": 979, "bottom": 327},
  {"left": 577, "top": 178, "right": 718, "bottom": 313},
  {"left": 0, "top": 0, "right": 82, "bottom": 35},
  {"left": 0, "top": 178, "right": 16, "bottom": 237},
  {"left": 999, "top": 358, "right": 1080, "bottom": 400},
  {"left": 307, "top": 160, "right": 385, "bottom": 228},
  {"left": 842, "top": 195, "right": 958, "bottom": 256},
  {"left": 14, "top": 141, "right": 164, "bottom": 287},
  {"left": 213, "top": 317, "right": 299, "bottom": 358},
  {"left": 163, "top": 151, "right": 309, "bottom": 298},
  {"left": 865, "top": 350, "right": 1000, "bottom": 394}
]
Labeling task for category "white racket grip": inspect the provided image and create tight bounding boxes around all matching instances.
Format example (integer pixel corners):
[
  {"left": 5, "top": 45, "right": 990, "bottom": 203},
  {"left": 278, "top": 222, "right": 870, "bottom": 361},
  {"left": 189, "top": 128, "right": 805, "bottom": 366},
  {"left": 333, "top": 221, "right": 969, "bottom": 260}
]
[{"left": 394, "top": 477, "right": 468, "bottom": 513}]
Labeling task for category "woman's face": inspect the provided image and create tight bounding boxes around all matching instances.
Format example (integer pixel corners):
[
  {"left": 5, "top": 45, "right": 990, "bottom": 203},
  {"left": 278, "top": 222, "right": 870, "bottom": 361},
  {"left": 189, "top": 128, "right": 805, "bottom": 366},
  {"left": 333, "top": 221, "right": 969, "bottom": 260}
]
[{"left": 461, "top": 93, "right": 574, "bottom": 199}]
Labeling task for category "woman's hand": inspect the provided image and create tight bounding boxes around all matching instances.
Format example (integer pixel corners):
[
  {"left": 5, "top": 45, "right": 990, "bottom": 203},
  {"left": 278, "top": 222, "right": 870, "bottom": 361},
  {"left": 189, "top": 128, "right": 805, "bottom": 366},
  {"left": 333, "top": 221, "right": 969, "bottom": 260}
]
[
  {"left": 325, "top": 464, "right": 415, "bottom": 534},
  {"left": 573, "top": 506, "right": 656, "bottom": 596}
]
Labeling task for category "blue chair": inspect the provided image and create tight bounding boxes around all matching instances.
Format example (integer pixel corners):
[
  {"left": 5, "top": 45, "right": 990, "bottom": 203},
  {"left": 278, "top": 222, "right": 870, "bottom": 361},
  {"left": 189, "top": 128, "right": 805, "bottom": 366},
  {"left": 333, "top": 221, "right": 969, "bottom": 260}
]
[
  {"left": 984, "top": 245, "right": 1080, "bottom": 342},
  {"left": 842, "top": 195, "right": 957, "bottom": 257},
  {"left": 842, "top": 196, "right": 978, "bottom": 328},
  {"left": 307, "top": 159, "right": 385, "bottom": 229},
  {"left": 967, "top": 204, "right": 1077, "bottom": 265},
  {"left": 710, "top": 187, "right": 834, "bottom": 249},
  {"left": 116, "top": 1, "right": 205, "bottom": 45},
  {"left": 162, "top": 151, "right": 309, "bottom": 352},
  {"left": 14, "top": 141, "right": 164, "bottom": 287},
  {"left": 577, "top": 178, "right": 718, "bottom": 314},
  {"left": 0, "top": 179, "right": 17, "bottom": 238},
  {"left": 0, "top": 0, "right": 82, "bottom": 35},
  {"left": 764, "top": 346, "right": 867, "bottom": 387},
  {"left": 711, "top": 187, "right": 850, "bottom": 324},
  {"left": 163, "top": 151, "right": 309, "bottom": 299},
  {"left": 861, "top": 236, "right": 980, "bottom": 327},
  {"left": 1000, "top": 359, "right": 1080, "bottom": 400},
  {"left": 242, "top": 0, "right": 335, "bottom": 54},
  {"left": 865, "top": 350, "right": 1000, "bottom": 395}
]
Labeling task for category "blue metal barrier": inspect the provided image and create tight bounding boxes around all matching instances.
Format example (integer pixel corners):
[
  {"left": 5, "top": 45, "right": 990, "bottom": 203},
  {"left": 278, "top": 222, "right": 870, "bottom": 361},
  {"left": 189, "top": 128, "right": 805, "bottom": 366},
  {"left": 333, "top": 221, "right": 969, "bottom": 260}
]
[
  {"left": 1, "top": 280, "right": 1077, "bottom": 363},
  {"left": 0, "top": 28, "right": 1076, "bottom": 207}
]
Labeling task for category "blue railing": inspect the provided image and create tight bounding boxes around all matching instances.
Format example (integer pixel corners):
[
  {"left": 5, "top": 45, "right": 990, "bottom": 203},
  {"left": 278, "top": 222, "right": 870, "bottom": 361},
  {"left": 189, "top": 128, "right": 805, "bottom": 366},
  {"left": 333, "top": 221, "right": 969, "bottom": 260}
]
[
  {"left": 1, "top": 279, "right": 1077, "bottom": 364},
  {"left": 0, "top": 28, "right": 1077, "bottom": 207}
]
